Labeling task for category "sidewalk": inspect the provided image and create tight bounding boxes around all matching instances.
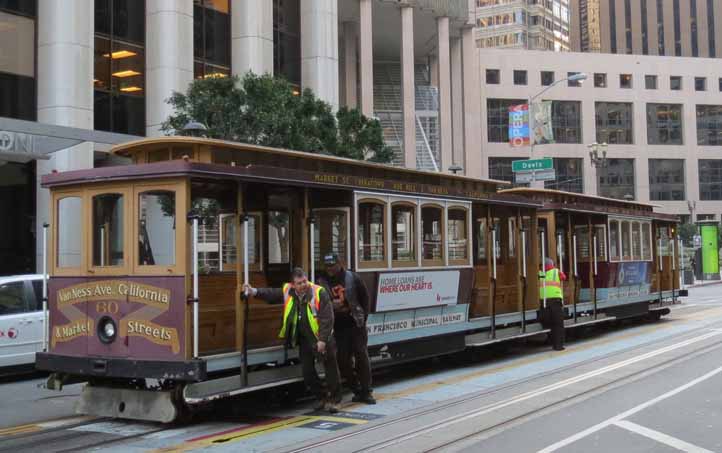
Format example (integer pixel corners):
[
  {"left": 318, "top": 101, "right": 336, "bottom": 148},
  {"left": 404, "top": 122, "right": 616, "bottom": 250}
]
[{"left": 688, "top": 279, "right": 722, "bottom": 288}]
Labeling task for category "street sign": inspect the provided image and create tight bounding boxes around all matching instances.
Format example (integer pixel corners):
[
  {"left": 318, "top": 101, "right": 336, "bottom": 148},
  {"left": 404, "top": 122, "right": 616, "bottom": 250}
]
[
  {"left": 512, "top": 158, "right": 553, "bottom": 172},
  {"left": 514, "top": 169, "right": 556, "bottom": 183}
]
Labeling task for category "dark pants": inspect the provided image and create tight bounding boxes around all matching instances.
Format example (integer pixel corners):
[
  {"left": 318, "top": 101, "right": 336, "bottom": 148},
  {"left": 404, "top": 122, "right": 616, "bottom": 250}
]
[
  {"left": 542, "top": 298, "right": 565, "bottom": 350},
  {"left": 335, "top": 324, "right": 373, "bottom": 395},
  {"left": 298, "top": 335, "right": 341, "bottom": 401}
]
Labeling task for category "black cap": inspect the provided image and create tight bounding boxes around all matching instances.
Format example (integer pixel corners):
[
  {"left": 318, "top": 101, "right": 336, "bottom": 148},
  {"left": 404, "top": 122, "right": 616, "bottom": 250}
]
[{"left": 323, "top": 253, "right": 339, "bottom": 266}]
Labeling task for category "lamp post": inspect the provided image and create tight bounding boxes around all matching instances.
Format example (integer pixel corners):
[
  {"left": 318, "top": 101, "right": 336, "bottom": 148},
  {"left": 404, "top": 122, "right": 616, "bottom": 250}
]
[{"left": 182, "top": 120, "right": 208, "bottom": 138}]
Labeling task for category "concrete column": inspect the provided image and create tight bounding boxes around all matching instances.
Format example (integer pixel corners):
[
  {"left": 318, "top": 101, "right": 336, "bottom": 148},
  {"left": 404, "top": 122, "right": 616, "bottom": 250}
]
[
  {"left": 36, "top": 0, "right": 95, "bottom": 269},
  {"left": 231, "top": 0, "right": 273, "bottom": 76},
  {"left": 679, "top": 0, "right": 692, "bottom": 56},
  {"left": 461, "top": 27, "right": 482, "bottom": 178},
  {"left": 697, "top": 0, "right": 709, "bottom": 58},
  {"left": 715, "top": 1, "right": 722, "bottom": 57},
  {"left": 614, "top": 0, "right": 626, "bottom": 53},
  {"left": 359, "top": 0, "right": 374, "bottom": 116},
  {"left": 300, "top": 0, "right": 339, "bottom": 108},
  {"left": 663, "top": 0, "right": 675, "bottom": 56},
  {"left": 429, "top": 54, "right": 439, "bottom": 87},
  {"left": 400, "top": 6, "right": 416, "bottom": 169},
  {"left": 599, "top": 0, "right": 612, "bottom": 53},
  {"left": 146, "top": 0, "right": 194, "bottom": 136},
  {"left": 450, "top": 38, "right": 463, "bottom": 169},
  {"left": 437, "top": 17, "right": 452, "bottom": 173},
  {"left": 646, "top": 0, "right": 659, "bottom": 55},
  {"left": 343, "top": 21, "right": 358, "bottom": 108},
  {"left": 630, "top": 0, "right": 643, "bottom": 54}
]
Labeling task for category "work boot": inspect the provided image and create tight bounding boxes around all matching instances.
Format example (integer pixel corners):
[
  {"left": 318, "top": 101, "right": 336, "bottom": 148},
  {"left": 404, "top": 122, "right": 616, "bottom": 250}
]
[
  {"left": 352, "top": 392, "right": 376, "bottom": 405},
  {"left": 313, "top": 398, "right": 327, "bottom": 412},
  {"left": 325, "top": 401, "right": 339, "bottom": 413}
]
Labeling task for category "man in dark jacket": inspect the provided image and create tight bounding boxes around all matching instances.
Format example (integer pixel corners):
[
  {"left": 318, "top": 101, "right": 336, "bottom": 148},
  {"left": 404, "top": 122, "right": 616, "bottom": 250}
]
[
  {"left": 319, "top": 254, "right": 375, "bottom": 404},
  {"left": 244, "top": 267, "right": 341, "bottom": 413}
]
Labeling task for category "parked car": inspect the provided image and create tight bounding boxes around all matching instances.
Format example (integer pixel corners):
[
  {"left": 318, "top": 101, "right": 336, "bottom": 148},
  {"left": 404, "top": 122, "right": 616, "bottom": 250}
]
[{"left": 0, "top": 275, "right": 45, "bottom": 369}]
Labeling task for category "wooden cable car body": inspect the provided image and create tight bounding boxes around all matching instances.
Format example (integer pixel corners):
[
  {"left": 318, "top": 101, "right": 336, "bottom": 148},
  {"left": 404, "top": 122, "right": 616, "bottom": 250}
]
[{"left": 35, "top": 138, "right": 678, "bottom": 422}]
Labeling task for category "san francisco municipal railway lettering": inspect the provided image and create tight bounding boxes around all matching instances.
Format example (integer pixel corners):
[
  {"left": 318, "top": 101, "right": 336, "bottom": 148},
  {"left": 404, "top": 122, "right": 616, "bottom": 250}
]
[{"left": 367, "top": 312, "right": 466, "bottom": 336}]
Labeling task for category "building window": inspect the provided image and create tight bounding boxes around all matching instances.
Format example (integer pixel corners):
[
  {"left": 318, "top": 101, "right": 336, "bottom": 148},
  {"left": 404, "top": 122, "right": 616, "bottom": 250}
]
[
  {"left": 696, "top": 105, "right": 722, "bottom": 146},
  {"left": 623, "top": 0, "right": 632, "bottom": 54},
  {"left": 487, "top": 98, "right": 526, "bottom": 142},
  {"left": 649, "top": 159, "right": 685, "bottom": 200},
  {"left": 545, "top": 158, "right": 583, "bottom": 193},
  {"left": 719, "top": 78, "right": 722, "bottom": 92},
  {"left": 274, "top": 0, "right": 301, "bottom": 87},
  {"left": 670, "top": 76, "right": 682, "bottom": 90},
  {"left": 541, "top": 71, "right": 554, "bottom": 86},
  {"left": 647, "top": 103, "right": 683, "bottom": 145},
  {"left": 193, "top": 0, "right": 230, "bottom": 79},
  {"left": 619, "top": 74, "right": 632, "bottom": 89},
  {"left": 645, "top": 75, "right": 657, "bottom": 89},
  {"left": 94, "top": 0, "right": 146, "bottom": 136},
  {"left": 513, "top": 70, "right": 527, "bottom": 85},
  {"left": 486, "top": 69, "right": 500, "bottom": 84},
  {"left": 657, "top": 0, "right": 665, "bottom": 55},
  {"left": 489, "top": 157, "right": 528, "bottom": 187},
  {"left": 0, "top": 6, "right": 36, "bottom": 121},
  {"left": 695, "top": 77, "right": 707, "bottom": 91},
  {"left": 641, "top": 0, "right": 649, "bottom": 54},
  {"left": 551, "top": 101, "right": 582, "bottom": 143},
  {"left": 708, "top": 0, "right": 716, "bottom": 57},
  {"left": 594, "top": 73, "right": 607, "bottom": 88},
  {"left": 598, "top": 159, "right": 635, "bottom": 200},
  {"left": 567, "top": 72, "right": 583, "bottom": 87},
  {"left": 691, "top": 0, "right": 699, "bottom": 57},
  {"left": 673, "top": 0, "right": 681, "bottom": 56},
  {"left": 699, "top": 160, "right": 722, "bottom": 200},
  {"left": 609, "top": 0, "right": 617, "bottom": 53},
  {"left": 596, "top": 102, "right": 633, "bottom": 144}
]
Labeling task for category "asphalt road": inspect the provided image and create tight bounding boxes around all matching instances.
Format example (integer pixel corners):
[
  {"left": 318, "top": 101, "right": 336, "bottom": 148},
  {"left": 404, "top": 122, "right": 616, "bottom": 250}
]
[{"left": 0, "top": 284, "right": 721, "bottom": 452}]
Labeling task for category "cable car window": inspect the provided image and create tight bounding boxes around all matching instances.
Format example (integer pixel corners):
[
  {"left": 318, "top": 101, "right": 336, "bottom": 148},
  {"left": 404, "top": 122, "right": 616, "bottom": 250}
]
[
  {"left": 358, "top": 201, "right": 386, "bottom": 266},
  {"left": 642, "top": 222, "right": 652, "bottom": 260},
  {"left": 631, "top": 222, "right": 642, "bottom": 260},
  {"left": 268, "top": 211, "right": 291, "bottom": 265},
  {"left": 314, "top": 209, "right": 348, "bottom": 269},
  {"left": 391, "top": 204, "right": 416, "bottom": 265},
  {"left": 507, "top": 217, "right": 516, "bottom": 258},
  {"left": 92, "top": 194, "right": 124, "bottom": 267},
  {"left": 448, "top": 208, "right": 468, "bottom": 262},
  {"left": 138, "top": 191, "right": 176, "bottom": 266},
  {"left": 609, "top": 220, "right": 620, "bottom": 261},
  {"left": 595, "top": 225, "right": 607, "bottom": 261},
  {"left": 621, "top": 220, "right": 631, "bottom": 260},
  {"left": 422, "top": 205, "right": 444, "bottom": 263},
  {"left": 658, "top": 226, "right": 671, "bottom": 256},
  {"left": 147, "top": 149, "right": 170, "bottom": 162},
  {"left": 576, "top": 226, "right": 590, "bottom": 259},
  {"left": 57, "top": 196, "right": 82, "bottom": 268},
  {"left": 219, "top": 213, "right": 236, "bottom": 270},
  {"left": 476, "top": 218, "right": 487, "bottom": 262}
]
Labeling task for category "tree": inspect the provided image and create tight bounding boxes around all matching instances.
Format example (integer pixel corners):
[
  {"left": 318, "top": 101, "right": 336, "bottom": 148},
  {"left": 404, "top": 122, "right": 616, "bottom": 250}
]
[{"left": 162, "top": 73, "right": 392, "bottom": 163}]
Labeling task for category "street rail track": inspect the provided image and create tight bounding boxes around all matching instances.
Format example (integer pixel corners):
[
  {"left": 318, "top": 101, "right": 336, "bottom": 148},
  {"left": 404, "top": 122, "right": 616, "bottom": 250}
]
[{"left": 285, "top": 321, "right": 722, "bottom": 453}]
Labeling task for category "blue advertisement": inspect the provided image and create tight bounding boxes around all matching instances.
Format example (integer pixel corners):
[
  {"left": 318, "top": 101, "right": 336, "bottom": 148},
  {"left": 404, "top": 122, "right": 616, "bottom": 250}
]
[{"left": 617, "top": 262, "right": 650, "bottom": 286}]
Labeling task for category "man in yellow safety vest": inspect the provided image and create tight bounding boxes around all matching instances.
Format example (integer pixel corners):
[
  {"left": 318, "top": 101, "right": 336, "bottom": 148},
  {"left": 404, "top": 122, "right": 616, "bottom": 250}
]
[
  {"left": 244, "top": 267, "right": 341, "bottom": 413},
  {"left": 539, "top": 257, "right": 567, "bottom": 351}
]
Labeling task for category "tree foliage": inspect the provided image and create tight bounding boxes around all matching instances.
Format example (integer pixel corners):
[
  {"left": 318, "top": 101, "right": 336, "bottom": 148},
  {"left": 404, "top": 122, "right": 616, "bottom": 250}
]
[{"left": 162, "top": 73, "right": 392, "bottom": 163}]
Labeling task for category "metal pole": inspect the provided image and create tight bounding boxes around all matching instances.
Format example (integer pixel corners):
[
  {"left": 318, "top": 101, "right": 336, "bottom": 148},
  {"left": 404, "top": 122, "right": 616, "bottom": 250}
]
[
  {"left": 241, "top": 214, "right": 249, "bottom": 386},
  {"left": 573, "top": 234, "right": 578, "bottom": 322},
  {"left": 541, "top": 231, "right": 547, "bottom": 309},
  {"left": 310, "top": 218, "right": 316, "bottom": 283},
  {"left": 42, "top": 223, "right": 49, "bottom": 352},
  {"left": 658, "top": 237, "right": 663, "bottom": 306},
  {"left": 593, "top": 234, "right": 598, "bottom": 319},
  {"left": 521, "top": 230, "right": 527, "bottom": 332},
  {"left": 679, "top": 238, "right": 685, "bottom": 291},
  {"left": 100, "top": 226, "right": 105, "bottom": 266},
  {"left": 671, "top": 236, "right": 677, "bottom": 303},
  {"left": 192, "top": 217, "right": 199, "bottom": 358},
  {"left": 557, "top": 232, "right": 564, "bottom": 274},
  {"left": 491, "top": 228, "right": 497, "bottom": 338}
]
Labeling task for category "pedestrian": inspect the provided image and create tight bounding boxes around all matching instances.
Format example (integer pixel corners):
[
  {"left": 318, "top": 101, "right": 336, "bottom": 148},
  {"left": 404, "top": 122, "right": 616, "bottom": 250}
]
[
  {"left": 318, "top": 253, "right": 376, "bottom": 404},
  {"left": 539, "top": 257, "right": 567, "bottom": 351},
  {"left": 244, "top": 267, "right": 341, "bottom": 413}
]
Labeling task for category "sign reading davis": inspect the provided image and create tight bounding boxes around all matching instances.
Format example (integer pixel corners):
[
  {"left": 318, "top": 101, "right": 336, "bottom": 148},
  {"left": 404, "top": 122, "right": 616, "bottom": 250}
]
[{"left": 512, "top": 158, "right": 553, "bottom": 172}]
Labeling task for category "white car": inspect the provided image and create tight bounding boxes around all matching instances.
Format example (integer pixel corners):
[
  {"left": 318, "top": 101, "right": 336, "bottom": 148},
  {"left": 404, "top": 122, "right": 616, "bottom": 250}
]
[{"left": 0, "top": 275, "right": 45, "bottom": 369}]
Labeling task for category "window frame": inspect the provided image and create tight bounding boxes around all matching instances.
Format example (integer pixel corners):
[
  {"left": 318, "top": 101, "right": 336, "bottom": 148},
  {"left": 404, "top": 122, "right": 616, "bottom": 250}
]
[
  {"left": 52, "top": 190, "right": 85, "bottom": 276},
  {"left": 390, "top": 200, "right": 419, "bottom": 268},
  {"left": 312, "top": 207, "right": 349, "bottom": 272},
  {"left": 447, "top": 205, "right": 471, "bottom": 266},
  {"left": 420, "top": 202, "right": 446, "bottom": 267},
  {"left": 86, "top": 186, "right": 132, "bottom": 275},
  {"left": 356, "top": 196, "right": 388, "bottom": 270},
  {"left": 236, "top": 211, "right": 264, "bottom": 273},
  {"left": 608, "top": 217, "right": 653, "bottom": 262}
]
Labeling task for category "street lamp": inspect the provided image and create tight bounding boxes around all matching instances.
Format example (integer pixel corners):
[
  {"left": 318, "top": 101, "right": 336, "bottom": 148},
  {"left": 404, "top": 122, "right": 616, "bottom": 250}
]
[
  {"left": 182, "top": 120, "right": 208, "bottom": 137},
  {"left": 588, "top": 142, "right": 608, "bottom": 168},
  {"left": 448, "top": 164, "right": 463, "bottom": 175}
]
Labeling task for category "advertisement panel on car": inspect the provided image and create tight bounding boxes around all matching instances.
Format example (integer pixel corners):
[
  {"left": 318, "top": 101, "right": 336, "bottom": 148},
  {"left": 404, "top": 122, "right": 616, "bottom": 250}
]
[{"left": 375, "top": 270, "right": 460, "bottom": 312}]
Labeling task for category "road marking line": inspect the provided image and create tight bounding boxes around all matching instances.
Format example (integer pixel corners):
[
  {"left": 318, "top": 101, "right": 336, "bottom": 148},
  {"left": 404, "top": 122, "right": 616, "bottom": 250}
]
[
  {"left": 363, "top": 330, "right": 722, "bottom": 451},
  {"left": 537, "top": 364, "right": 722, "bottom": 453},
  {"left": 613, "top": 420, "right": 714, "bottom": 453}
]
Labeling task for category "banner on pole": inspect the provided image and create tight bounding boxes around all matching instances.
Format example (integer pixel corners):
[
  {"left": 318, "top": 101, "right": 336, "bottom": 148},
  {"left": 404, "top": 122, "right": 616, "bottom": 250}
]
[
  {"left": 508, "top": 104, "right": 530, "bottom": 147},
  {"left": 531, "top": 100, "right": 554, "bottom": 145}
]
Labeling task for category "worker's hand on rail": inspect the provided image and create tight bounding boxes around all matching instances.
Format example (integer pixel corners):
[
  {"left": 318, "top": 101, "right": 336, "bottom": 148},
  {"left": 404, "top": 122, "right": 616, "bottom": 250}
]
[
  {"left": 243, "top": 284, "right": 257, "bottom": 297},
  {"left": 317, "top": 341, "right": 326, "bottom": 354}
]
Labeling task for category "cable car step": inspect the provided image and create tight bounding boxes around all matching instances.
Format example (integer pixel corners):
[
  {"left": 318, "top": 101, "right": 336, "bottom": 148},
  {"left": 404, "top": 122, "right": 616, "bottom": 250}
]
[
  {"left": 564, "top": 314, "right": 616, "bottom": 328},
  {"left": 465, "top": 324, "right": 549, "bottom": 347},
  {"left": 184, "top": 364, "right": 304, "bottom": 404}
]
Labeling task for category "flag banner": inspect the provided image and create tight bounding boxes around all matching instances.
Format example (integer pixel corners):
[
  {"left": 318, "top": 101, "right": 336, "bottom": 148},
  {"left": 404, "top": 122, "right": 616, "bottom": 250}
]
[
  {"left": 508, "top": 104, "right": 529, "bottom": 147},
  {"left": 532, "top": 100, "right": 554, "bottom": 145}
]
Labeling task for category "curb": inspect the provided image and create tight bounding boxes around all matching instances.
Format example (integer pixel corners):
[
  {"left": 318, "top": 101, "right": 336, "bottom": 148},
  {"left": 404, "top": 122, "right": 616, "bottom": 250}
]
[{"left": 688, "top": 280, "right": 722, "bottom": 288}]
